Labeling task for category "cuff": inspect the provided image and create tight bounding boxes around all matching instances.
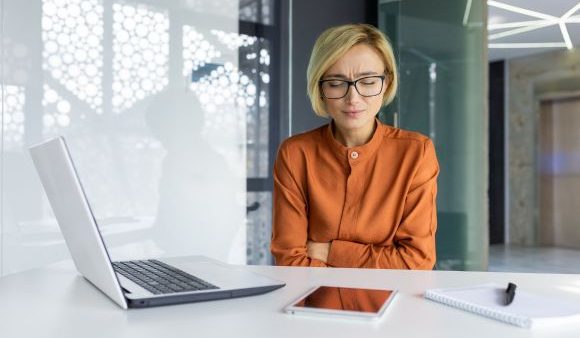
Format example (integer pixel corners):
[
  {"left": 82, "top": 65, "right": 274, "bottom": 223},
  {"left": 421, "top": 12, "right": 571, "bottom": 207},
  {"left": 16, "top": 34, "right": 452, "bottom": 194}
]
[
  {"left": 327, "top": 240, "right": 361, "bottom": 268},
  {"left": 310, "top": 258, "right": 329, "bottom": 267}
]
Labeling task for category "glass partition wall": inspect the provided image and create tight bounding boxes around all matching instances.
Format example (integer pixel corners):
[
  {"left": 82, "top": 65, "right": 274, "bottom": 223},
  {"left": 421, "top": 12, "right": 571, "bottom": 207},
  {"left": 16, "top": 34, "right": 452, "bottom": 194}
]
[
  {"left": 379, "top": 0, "right": 488, "bottom": 270},
  {"left": 1, "top": 0, "right": 488, "bottom": 275},
  {"left": 0, "top": 0, "right": 280, "bottom": 275}
]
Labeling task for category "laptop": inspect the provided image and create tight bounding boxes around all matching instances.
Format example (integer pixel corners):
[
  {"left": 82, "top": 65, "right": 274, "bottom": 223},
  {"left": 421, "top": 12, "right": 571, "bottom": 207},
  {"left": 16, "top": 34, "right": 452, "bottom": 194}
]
[{"left": 29, "top": 136, "right": 285, "bottom": 309}]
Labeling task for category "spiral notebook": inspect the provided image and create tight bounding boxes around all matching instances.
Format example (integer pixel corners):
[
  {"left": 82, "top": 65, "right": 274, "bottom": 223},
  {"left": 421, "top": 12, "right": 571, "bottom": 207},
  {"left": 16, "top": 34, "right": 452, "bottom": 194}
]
[{"left": 424, "top": 283, "right": 580, "bottom": 329}]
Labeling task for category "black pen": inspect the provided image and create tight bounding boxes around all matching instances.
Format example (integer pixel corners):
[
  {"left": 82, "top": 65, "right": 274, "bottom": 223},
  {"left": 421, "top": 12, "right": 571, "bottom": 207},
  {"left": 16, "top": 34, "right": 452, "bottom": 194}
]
[{"left": 504, "top": 282, "right": 517, "bottom": 306}]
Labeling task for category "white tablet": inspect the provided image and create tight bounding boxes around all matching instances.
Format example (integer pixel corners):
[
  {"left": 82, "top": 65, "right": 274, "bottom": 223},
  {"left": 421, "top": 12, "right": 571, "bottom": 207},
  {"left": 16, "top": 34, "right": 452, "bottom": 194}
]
[{"left": 284, "top": 286, "right": 398, "bottom": 320}]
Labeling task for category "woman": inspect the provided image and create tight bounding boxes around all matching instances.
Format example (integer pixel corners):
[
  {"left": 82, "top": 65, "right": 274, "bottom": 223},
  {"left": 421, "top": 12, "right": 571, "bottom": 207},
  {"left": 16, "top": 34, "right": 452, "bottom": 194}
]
[{"left": 271, "top": 24, "right": 439, "bottom": 269}]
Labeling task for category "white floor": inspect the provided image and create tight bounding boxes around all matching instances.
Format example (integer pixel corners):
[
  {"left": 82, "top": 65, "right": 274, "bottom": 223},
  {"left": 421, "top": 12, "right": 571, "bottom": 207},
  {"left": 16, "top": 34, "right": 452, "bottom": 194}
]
[{"left": 488, "top": 244, "right": 580, "bottom": 274}]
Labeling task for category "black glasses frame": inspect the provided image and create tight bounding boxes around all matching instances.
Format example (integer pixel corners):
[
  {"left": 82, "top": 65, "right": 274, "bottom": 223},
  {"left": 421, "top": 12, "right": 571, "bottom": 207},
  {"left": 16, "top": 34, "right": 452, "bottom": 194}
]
[{"left": 319, "top": 75, "right": 387, "bottom": 99}]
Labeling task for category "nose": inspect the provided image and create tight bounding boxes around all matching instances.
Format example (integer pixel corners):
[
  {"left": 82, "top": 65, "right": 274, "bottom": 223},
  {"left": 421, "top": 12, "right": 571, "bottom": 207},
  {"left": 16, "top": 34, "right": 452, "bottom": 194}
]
[{"left": 345, "top": 83, "right": 363, "bottom": 103}]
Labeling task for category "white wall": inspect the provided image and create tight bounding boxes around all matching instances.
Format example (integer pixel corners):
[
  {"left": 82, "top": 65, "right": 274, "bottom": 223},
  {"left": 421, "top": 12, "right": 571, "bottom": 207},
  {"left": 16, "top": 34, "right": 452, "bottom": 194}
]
[{"left": 1, "top": 0, "right": 249, "bottom": 276}]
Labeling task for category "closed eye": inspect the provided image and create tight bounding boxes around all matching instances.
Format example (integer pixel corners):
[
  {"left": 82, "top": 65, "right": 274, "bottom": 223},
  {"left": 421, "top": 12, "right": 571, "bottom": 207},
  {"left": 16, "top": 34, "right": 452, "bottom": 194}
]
[
  {"left": 359, "top": 80, "right": 378, "bottom": 86},
  {"left": 325, "top": 81, "right": 347, "bottom": 87}
]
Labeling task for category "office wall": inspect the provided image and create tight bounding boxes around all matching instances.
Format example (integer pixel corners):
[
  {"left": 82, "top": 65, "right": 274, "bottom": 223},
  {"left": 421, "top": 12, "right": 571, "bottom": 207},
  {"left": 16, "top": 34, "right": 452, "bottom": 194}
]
[
  {"left": 508, "top": 49, "right": 580, "bottom": 245},
  {"left": 1, "top": 0, "right": 249, "bottom": 276}
]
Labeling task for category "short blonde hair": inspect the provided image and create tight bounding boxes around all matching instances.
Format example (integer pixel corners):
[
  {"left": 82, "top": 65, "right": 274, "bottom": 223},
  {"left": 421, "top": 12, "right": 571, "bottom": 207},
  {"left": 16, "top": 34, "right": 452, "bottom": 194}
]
[{"left": 306, "top": 24, "right": 398, "bottom": 117}]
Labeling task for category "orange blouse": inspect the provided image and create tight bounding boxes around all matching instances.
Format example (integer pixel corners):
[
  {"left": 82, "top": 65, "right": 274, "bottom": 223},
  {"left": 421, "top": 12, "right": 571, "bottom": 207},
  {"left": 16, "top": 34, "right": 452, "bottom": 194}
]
[{"left": 271, "top": 120, "right": 439, "bottom": 269}]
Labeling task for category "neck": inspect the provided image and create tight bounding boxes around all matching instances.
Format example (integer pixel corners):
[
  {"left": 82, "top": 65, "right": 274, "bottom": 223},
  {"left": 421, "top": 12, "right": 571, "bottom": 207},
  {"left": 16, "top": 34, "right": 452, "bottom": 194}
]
[{"left": 332, "top": 120, "right": 377, "bottom": 147}]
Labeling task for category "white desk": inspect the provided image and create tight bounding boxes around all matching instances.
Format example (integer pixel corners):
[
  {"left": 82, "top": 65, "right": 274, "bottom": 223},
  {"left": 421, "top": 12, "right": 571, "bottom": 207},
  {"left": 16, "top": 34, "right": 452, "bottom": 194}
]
[{"left": 1, "top": 260, "right": 580, "bottom": 338}]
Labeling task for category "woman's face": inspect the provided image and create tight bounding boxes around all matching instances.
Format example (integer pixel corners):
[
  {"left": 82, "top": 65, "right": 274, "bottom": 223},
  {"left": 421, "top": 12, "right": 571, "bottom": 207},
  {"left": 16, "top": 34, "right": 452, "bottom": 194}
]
[{"left": 321, "top": 44, "right": 386, "bottom": 135}]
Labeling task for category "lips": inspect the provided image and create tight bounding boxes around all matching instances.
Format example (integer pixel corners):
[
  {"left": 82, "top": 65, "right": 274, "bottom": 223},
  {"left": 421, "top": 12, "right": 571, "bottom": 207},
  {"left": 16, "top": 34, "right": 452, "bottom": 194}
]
[{"left": 344, "top": 109, "right": 364, "bottom": 117}]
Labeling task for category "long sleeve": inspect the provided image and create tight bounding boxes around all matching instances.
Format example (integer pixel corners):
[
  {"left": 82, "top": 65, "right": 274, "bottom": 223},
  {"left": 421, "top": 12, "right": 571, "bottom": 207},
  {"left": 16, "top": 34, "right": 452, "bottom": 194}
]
[
  {"left": 270, "top": 122, "right": 439, "bottom": 270},
  {"left": 326, "top": 139, "right": 439, "bottom": 269},
  {"left": 270, "top": 142, "right": 328, "bottom": 267}
]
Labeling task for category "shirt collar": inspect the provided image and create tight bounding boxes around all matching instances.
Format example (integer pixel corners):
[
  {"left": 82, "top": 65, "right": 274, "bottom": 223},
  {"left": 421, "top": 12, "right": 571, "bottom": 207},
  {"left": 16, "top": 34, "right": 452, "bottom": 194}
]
[{"left": 324, "top": 118, "right": 385, "bottom": 165}]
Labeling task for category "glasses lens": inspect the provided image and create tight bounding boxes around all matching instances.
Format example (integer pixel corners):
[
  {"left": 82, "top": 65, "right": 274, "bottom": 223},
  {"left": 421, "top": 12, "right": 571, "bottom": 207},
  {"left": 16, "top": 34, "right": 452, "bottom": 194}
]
[
  {"left": 321, "top": 80, "right": 348, "bottom": 99},
  {"left": 355, "top": 76, "right": 383, "bottom": 97}
]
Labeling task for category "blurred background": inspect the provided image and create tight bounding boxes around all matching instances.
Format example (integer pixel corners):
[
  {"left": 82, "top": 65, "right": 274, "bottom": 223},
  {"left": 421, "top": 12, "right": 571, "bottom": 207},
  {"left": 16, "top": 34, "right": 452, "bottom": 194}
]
[{"left": 1, "top": 0, "right": 579, "bottom": 276}]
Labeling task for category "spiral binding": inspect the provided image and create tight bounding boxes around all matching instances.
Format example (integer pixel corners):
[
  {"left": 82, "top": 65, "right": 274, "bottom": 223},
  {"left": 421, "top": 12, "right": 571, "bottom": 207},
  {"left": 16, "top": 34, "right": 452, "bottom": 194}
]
[{"left": 425, "top": 290, "right": 532, "bottom": 328}]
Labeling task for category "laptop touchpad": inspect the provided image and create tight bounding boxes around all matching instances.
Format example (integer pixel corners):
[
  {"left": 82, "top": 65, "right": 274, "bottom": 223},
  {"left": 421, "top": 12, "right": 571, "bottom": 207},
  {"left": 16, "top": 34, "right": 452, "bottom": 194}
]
[{"left": 171, "top": 261, "right": 271, "bottom": 289}]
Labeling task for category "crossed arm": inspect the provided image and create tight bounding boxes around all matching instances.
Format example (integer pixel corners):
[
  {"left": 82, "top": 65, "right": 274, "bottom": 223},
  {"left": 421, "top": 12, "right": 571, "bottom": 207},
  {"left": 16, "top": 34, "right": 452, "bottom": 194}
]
[{"left": 270, "top": 140, "right": 439, "bottom": 270}]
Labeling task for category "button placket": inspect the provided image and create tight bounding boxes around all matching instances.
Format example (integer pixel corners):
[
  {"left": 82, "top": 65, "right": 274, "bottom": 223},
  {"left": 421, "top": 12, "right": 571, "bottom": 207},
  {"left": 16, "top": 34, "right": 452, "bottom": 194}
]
[{"left": 338, "top": 157, "right": 363, "bottom": 240}]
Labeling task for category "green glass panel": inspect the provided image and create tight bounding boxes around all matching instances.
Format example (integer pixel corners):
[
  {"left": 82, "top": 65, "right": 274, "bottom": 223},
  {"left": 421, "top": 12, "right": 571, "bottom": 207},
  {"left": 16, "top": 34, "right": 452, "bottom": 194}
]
[{"left": 379, "top": 0, "right": 488, "bottom": 270}]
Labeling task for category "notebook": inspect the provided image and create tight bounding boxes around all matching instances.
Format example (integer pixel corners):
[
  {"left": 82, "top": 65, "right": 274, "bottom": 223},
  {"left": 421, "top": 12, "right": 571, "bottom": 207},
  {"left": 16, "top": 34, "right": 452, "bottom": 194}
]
[{"left": 424, "top": 283, "right": 580, "bottom": 329}]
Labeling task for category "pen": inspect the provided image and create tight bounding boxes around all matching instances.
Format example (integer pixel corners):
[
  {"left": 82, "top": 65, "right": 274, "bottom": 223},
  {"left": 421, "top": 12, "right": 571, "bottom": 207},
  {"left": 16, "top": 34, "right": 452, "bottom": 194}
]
[{"left": 504, "top": 282, "right": 517, "bottom": 306}]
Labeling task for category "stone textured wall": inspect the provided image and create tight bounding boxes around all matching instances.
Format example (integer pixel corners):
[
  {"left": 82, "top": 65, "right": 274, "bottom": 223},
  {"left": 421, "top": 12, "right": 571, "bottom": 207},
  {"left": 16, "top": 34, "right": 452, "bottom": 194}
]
[{"left": 508, "top": 49, "right": 580, "bottom": 245}]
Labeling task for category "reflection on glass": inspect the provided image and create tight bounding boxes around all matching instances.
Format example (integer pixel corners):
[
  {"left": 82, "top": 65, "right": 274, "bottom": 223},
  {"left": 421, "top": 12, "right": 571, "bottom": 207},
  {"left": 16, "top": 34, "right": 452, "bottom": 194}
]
[
  {"left": 1, "top": 0, "right": 249, "bottom": 275},
  {"left": 241, "top": 37, "right": 270, "bottom": 178},
  {"left": 145, "top": 90, "right": 242, "bottom": 261},
  {"left": 211, "top": 30, "right": 258, "bottom": 50},
  {"left": 293, "top": 286, "right": 394, "bottom": 313},
  {"left": 42, "top": 84, "right": 72, "bottom": 137},
  {"left": 182, "top": 0, "right": 238, "bottom": 19},
  {"left": 246, "top": 192, "right": 272, "bottom": 264},
  {"left": 239, "top": 0, "right": 274, "bottom": 25},
  {"left": 112, "top": 2, "right": 169, "bottom": 112},
  {"left": 182, "top": 25, "right": 221, "bottom": 75},
  {"left": 1, "top": 85, "right": 26, "bottom": 150},
  {"left": 42, "top": 0, "right": 104, "bottom": 114}
]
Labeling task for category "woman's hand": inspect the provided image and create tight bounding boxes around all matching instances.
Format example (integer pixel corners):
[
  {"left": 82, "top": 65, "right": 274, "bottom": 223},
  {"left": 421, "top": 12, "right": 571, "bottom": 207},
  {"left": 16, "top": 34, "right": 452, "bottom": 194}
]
[{"left": 307, "top": 240, "right": 331, "bottom": 263}]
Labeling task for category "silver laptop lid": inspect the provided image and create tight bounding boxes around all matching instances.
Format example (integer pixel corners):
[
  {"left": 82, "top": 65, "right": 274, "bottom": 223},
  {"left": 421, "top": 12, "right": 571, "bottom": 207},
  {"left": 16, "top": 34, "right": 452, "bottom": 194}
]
[{"left": 29, "top": 137, "right": 128, "bottom": 309}]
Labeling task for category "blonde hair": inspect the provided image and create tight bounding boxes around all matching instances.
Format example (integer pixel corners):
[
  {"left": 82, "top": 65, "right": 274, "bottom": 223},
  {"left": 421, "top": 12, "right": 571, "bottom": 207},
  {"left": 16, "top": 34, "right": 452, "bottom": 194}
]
[{"left": 306, "top": 24, "right": 398, "bottom": 117}]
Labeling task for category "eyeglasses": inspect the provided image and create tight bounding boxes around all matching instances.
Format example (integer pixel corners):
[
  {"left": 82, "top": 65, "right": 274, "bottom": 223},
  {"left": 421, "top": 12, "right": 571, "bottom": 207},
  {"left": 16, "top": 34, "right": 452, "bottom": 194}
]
[{"left": 319, "top": 75, "right": 386, "bottom": 99}]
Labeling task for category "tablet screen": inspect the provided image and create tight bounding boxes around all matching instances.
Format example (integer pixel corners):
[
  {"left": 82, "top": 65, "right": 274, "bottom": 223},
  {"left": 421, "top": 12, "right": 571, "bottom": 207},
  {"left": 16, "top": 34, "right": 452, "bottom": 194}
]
[{"left": 287, "top": 286, "right": 396, "bottom": 317}]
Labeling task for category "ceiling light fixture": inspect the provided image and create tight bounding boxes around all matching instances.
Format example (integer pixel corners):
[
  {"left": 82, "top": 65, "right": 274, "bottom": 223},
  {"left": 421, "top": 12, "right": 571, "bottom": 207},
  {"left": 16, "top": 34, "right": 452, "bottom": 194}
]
[
  {"left": 560, "top": 2, "right": 580, "bottom": 49},
  {"left": 559, "top": 21, "right": 574, "bottom": 49},
  {"left": 489, "top": 19, "right": 557, "bottom": 31},
  {"left": 562, "top": 3, "right": 580, "bottom": 20},
  {"left": 489, "top": 43, "right": 568, "bottom": 48},
  {"left": 463, "top": 0, "right": 473, "bottom": 26},
  {"left": 488, "top": 1, "right": 580, "bottom": 49},
  {"left": 488, "top": 21, "right": 555, "bottom": 40},
  {"left": 488, "top": 1, "right": 557, "bottom": 20}
]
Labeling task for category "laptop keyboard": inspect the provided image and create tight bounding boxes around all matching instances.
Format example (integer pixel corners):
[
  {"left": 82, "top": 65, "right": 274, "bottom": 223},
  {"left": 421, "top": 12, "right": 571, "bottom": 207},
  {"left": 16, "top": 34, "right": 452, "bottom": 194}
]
[{"left": 112, "top": 259, "right": 219, "bottom": 295}]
